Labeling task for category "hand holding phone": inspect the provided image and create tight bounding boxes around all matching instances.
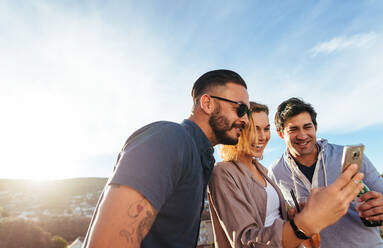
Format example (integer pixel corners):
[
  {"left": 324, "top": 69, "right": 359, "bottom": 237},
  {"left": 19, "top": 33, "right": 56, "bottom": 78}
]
[{"left": 341, "top": 144, "right": 382, "bottom": 227}]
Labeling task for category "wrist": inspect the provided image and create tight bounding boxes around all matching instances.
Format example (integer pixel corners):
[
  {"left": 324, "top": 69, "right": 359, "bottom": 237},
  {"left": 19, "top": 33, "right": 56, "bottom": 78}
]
[
  {"left": 294, "top": 212, "right": 319, "bottom": 236},
  {"left": 289, "top": 218, "right": 309, "bottom": 240}
]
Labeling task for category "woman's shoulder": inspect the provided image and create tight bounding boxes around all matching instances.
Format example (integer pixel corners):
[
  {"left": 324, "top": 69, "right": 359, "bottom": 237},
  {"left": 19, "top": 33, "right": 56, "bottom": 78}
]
[
  {"left": 213, "top": 160, "right": 248, "bottom": 180},
  {"left": 209, "top": 161, "right": 242, "bottom": 190},
  {"left": 214, "top": 160, "right": 236, "bottom": 171},
  {"left": 215, "top": 160, "right": 235, "bottom": 167},
  {"left": 211, "top": 161, "right": 238, "bottom": 177}
]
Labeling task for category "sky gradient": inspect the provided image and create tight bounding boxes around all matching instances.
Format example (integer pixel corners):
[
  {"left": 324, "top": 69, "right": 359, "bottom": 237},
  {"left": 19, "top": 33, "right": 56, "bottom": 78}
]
[{"left": 1, "top": 0, "right": 382, "bottom": 179}]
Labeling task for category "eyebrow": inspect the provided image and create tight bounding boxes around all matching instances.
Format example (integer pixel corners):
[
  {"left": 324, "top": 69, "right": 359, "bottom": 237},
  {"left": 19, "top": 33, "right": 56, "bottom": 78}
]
[
  {"left": 287, "top": 125, "right": 298, "bottom": 129},
  {"left": 256, "top": 124, "right": 270, "bottom": 129}
]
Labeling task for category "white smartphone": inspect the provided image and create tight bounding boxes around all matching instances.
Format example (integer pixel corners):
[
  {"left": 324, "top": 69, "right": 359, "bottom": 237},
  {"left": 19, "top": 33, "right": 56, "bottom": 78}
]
[{"left": 341, "top": 144, "right": 364, "bottom": 173}]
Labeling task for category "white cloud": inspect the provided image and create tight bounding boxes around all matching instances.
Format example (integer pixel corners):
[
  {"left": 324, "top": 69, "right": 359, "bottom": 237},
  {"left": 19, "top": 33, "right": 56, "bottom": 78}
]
[
  {"left": 315, "top": 43, "right": 383, "bottom": 133},
  {"left": 249, "top": 31, "right": 383, "bottom": 134},
  {"left": 310, "top": 32, "right": 378, "bottom": 57}
]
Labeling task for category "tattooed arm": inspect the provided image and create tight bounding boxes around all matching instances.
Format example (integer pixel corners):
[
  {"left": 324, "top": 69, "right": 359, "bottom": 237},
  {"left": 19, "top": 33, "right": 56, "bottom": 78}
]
[{"left": 85, "top": 184, "right": 158, "bottom": 248}]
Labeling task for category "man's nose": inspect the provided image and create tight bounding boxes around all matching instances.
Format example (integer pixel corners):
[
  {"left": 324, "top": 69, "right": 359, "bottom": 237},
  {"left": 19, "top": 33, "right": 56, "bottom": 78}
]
[
  {"left": 296, "top": 129, "right": 308, "bottom": 139},
  {"left": 240, "top": 113, "right": 249, "bottom": 126}
]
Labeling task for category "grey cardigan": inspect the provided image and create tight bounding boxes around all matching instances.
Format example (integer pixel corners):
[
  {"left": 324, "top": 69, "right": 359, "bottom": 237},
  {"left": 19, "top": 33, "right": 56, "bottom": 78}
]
[{"left": 208, "top": 160, "right": 287, "bottom": 248}]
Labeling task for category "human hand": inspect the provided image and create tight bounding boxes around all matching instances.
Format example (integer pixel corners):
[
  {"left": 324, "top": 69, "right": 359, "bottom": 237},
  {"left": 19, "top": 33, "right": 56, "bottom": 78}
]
[
  {"left": 288, "top": 207, "right": 298, "bottom": 220},
  {"left": 294, "top": 164, "right": 364, "bottom": 235},
  {"left": 288, "top": 201, "right": 306, "bottom": 220},
  {"left": 298, "top": 201, "right": 306, "bottom": 211},
  {"left": 357, "top": 191, "right": 383, "bottom": 221}
]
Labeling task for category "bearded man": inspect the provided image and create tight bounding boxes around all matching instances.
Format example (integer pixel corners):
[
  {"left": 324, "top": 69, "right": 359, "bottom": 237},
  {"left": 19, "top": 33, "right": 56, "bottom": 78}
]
[{"left": 82, "top": 69, "right": 250, "bottom": 248}]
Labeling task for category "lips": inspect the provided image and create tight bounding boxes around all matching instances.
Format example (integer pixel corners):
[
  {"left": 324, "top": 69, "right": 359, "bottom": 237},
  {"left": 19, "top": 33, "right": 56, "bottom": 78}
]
[
  {"left": 257, "top": 144, "right": 266, "bottom": 152},
  {"left": 250, "top": 143, "right": 265, "bottom": 152},
  {"left": 294, "top": 140, "right": 310, "bottom": 147}
]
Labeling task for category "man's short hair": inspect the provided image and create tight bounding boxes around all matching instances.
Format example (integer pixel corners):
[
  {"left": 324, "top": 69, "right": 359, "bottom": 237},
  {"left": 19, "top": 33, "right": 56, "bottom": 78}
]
[
  {"left": 275, "top": 97, "right": 317, "bottom": 132},
  {"left": 191, "top": 69, "right": 247, "bottom": 106}
]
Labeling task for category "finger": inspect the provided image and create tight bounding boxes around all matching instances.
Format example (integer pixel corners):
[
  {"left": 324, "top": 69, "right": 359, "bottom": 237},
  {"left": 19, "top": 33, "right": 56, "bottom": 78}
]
[
  {"left": 357, "top": 201, "right": 374, "bottom": 212},
  {"left": 331, "top": 164, "right": 359, "bottom": 190},
  {"left": 358, "top": 191, "right": 381, "bottom": 202},
  {"left": 358, "top": 197, "right": 383, "bottom": 212},
  {"left": 341, "top": 172, "right": 364, "bottom": 193},
  {"left": 359, "top": 206, "right": 383, "bottom": 218},
  {"left": 339, "top": 173, "right": 364, "bottom": 202},
  {"left": 288, "top": 207, "right": 297, "bottom": 220},
  {"left": 341, "top": 172, "right": 364, "bottom": 192},
  {"left": 364, "top": 213, "right": 383, "bottom": 222}
]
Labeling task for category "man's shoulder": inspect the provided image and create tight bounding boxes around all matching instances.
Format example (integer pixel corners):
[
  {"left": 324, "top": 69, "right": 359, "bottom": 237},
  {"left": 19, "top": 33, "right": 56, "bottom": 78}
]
[
  {"left": 267, "top": 154, "right": 293, "bottom": 181},
  {"left": 318, "top": 139, "right": 344, "bottom": 157},
  {"left": 269, "top": 155, "right": 286, "bottom": 171},
  {"left": 142, "top": 121, "right": 185, "bottom": 133},
  {"left": 318, "top": 139, "right": 342, "bottom": 150},
  {"left": 133, "top": 121, "right": 187, "bottom": 139},
  {"left": 123, "top": 121, "right": 190, "bottom": 151}
]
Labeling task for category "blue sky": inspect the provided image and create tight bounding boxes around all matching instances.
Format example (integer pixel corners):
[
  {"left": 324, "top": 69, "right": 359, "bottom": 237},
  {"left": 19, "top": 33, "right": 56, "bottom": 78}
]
[{"left": 1, "top": 0, "right": 382, "bottom": 179}]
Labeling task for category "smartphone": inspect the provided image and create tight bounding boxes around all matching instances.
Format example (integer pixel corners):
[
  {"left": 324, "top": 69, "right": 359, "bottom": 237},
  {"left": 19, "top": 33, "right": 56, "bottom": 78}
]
[
  {"left": 341, "top": 145, "right": 382, "bottom": 226},
  {"left": 341, "top": 144, "right": 364, "bottom": 173}
]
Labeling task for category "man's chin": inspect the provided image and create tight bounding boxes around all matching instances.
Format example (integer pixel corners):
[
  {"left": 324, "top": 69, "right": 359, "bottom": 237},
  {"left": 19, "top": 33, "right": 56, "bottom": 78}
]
[
  {"left": 218, "top": 135, "right": 238, "bottom": 145},
  {"left": 293, "top": 148, "right": 314, "bottom": 157},
  {"left": 224, "top": 138, "right": 238, "bottom": 145}
]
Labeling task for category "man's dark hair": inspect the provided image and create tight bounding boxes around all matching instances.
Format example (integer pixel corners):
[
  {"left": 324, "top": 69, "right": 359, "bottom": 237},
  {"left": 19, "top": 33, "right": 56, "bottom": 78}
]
[
  {"left": 275, "top": 97, "right": 317, "bottom": 132},
  {"left": 191, "top": 69, "right": 247, "bottom": 106}
]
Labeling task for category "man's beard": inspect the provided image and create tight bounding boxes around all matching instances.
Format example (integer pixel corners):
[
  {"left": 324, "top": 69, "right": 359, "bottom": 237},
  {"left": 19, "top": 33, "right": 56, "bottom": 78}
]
[{"left": 209, "top": 108, "right": 242, "bottom": 145}]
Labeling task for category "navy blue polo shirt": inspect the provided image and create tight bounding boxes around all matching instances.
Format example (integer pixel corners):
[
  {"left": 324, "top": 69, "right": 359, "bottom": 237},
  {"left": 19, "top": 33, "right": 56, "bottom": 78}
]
[{"left": 108, "top": 119, "right": 215, "bottom": 247}]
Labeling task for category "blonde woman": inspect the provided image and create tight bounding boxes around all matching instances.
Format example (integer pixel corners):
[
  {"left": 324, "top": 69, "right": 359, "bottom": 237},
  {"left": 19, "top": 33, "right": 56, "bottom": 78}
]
[{"left": 207, "top": 102, "right": 364, "bottom": 248}]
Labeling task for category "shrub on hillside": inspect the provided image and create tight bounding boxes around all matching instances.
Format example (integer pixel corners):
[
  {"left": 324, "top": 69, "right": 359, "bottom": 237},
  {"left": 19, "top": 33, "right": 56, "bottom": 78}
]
[
  {"left": 39, "top": 215, "right": 91, "bottom": 243},
  {"left": 0, "top": 218, "right": 69, "bottom": 248}
]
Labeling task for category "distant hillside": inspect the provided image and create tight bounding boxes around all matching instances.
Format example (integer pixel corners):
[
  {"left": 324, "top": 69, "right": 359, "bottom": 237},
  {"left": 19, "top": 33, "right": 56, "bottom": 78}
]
[
  {"left": 0, "top": 178, "right": 108, "bottom": 246},
  {"left": 0, "top": 178, "right": 107, "bottom": 200},
  {"left": 0, "top": 177, "right": 108, "bottom": 195},
  {"left": 0, "top": 177, "right": 108, "bottom": 218}
]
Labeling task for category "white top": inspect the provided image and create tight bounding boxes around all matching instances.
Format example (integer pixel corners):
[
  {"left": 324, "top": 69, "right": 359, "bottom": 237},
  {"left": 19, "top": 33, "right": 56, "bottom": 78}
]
[{"left": 264, "top": 180, "right": 282, "bottom": 227}]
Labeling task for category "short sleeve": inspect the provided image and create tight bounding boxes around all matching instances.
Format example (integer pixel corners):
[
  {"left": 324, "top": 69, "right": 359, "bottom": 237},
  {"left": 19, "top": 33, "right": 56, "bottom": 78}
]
[{"left": 109, "top": 122, "right": 187, "bottom": 210}]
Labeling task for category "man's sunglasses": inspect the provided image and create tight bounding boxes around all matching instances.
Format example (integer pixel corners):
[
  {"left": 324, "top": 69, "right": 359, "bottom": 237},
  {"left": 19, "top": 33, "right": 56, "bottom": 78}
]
[{"left": 210, "top": 95, "right": 250, "bottom": 118}]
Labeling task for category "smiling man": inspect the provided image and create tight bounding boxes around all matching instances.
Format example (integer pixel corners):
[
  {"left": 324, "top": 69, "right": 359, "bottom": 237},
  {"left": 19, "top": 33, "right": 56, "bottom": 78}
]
[
  {"left": 269, "top": 97, "right": 383, "bottom": 248},
  {"left": 82, "top": 69, "right": 250, "bottom": 248}
]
